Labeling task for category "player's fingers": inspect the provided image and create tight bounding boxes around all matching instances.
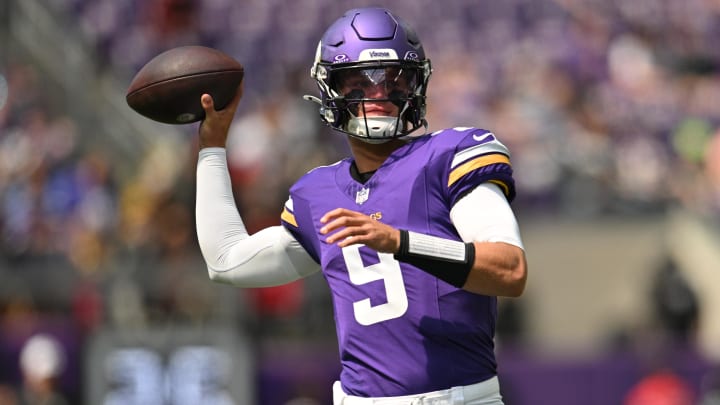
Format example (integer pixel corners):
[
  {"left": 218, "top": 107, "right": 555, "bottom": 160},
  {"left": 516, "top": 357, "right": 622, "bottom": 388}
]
[
  {"left": 320, "top": 215, "right": 367, "bottom": 235},
  {"left": 325, "top": 227, "right": 356, "bottom": 244},
  {"left": 198, "top": 92, "right": 232, "bottom": 148},
  {"left": 325, "top": 224, "right": 374, "bottom": 245},
  {"left": 327, "top": 219, "right": 379, "bottom": 241},
  {"left": 320, "top": 208, "right": 362, "bottom": 224},
  {"left": 336, "top": 234, "right": 362, "bottom": 248},
  {"left": 201, "top": 93, "right": 215, "bottom": 113},
  {"left": 320, "top": 217, "right": 350, "bottom": 235},
  {"left": 331, "top": 228, "right": 386, "bottom": 249},
  {"left": 320, "top": 208, "right": 344, "bottom": 224}
]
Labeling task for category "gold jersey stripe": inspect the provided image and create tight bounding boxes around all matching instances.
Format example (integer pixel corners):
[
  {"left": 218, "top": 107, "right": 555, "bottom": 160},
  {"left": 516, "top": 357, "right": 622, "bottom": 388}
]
[
  {"left": 488, "top": 179, "right": 511, "bottom": 197},
  {"left": 448, "top": 153, "right": 511, "bottom": 187},
  {"left": 281, "top": 208, "right": 298, "bottom": 227}
]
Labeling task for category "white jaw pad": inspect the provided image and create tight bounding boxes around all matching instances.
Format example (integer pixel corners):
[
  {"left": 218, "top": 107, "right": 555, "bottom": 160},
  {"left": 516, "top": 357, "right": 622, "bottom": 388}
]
[{"left": 347, "top": 116, "right": 399, "bottom": 139}]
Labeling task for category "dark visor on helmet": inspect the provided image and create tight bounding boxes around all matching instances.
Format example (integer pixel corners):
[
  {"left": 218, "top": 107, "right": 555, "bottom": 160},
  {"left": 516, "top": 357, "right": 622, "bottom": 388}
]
[{"left": 331, "top": 66, "right": 419, "bottom": 100}]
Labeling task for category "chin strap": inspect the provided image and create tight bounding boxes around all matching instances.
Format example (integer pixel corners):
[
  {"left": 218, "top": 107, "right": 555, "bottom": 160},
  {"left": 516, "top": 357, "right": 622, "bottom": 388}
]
[{"left": 303, "top": 94, "right": 338, "bottom": 126}]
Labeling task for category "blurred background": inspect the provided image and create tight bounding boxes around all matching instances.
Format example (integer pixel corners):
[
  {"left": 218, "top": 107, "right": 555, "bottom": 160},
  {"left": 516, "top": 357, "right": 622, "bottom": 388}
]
[{"left": 1, "top": 0, "right": 720, "bottom": 404}]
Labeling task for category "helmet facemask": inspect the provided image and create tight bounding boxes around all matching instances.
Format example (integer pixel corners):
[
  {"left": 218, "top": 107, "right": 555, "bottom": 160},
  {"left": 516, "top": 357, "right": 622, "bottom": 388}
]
[{"left": 311, "top": 60, "right": 431, "bottom": 142}]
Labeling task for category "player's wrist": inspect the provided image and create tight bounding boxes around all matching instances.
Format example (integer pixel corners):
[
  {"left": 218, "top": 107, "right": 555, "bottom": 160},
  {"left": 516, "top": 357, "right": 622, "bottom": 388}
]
[
  {"left": 199, "top": 140, "right": 227, "bottom": 149},
  {"left": 394, "top": 230, "right": 475, "bottom": 288},
  {"left": 199, "top": 131, "right": 229, "bottom": 149},
  {"left": 392, "top": 229, "right": 402, "bottom": 254}
]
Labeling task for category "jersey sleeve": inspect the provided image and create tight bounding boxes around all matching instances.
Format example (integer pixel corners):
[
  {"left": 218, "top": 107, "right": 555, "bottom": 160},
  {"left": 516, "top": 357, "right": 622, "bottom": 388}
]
[{"left": 441, "top": 128, "right": 516, "bottom": 208}]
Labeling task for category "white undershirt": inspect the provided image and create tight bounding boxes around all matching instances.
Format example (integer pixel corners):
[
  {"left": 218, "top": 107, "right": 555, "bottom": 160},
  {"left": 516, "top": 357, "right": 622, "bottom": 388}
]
[{"left": 196, "top": 148, "right": 523, "bottom": 287}]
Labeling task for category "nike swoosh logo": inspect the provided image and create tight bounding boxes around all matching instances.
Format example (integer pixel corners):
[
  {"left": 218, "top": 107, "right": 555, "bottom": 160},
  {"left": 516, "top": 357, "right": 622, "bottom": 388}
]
[{"left": 472, "top": 132, "right": 494, "bottom": 142}]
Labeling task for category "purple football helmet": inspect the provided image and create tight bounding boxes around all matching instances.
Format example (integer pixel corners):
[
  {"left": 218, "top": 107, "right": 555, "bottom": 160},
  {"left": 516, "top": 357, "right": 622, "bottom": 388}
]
[{"left": 306, "top": 7, "right": 432, "bottom": 141}]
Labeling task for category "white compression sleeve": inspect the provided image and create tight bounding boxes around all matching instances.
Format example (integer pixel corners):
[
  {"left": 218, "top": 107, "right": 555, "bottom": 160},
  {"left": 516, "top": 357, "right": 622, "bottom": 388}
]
[
  {"left": 196, "top": 148, "right": 319, "bottom": 287},
  {"left": 449, "top": 183, "right": 525, "bottom": 249}
]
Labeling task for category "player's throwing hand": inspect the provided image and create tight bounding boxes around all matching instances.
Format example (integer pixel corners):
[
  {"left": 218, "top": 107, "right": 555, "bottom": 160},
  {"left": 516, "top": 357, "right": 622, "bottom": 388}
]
[{"left": 198, "top": 85, "right": 243, "bottom": 149}]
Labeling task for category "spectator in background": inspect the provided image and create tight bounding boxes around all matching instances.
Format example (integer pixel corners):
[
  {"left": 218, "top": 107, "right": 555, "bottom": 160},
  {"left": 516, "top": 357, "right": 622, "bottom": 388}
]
[
  {"left": 624, "top": 369, "right": 694, "bottom": 405},
  {"left": 650, "top": 257, "right": 700, "bottom": 344},
  {"left": 18, "top": 334, "right": 68, "bottom": 405}
]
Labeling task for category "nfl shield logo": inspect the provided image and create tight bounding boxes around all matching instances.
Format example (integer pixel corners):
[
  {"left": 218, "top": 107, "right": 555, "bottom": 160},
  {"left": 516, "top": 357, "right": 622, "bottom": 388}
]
[{"left": 355, "top": 187, "right": 370, "bottom": 205}]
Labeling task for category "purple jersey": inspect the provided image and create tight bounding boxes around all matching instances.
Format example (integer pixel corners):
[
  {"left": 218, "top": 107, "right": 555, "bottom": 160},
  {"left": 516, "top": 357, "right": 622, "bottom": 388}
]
[{"left": 280, "top": 127, "right": 515, "bottom": 397}]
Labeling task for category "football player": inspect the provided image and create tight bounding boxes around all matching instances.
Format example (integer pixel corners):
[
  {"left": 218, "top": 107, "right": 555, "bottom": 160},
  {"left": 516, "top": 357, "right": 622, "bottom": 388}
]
[{"left": 195, "top": 7, "right": 527, "bottom": 404}]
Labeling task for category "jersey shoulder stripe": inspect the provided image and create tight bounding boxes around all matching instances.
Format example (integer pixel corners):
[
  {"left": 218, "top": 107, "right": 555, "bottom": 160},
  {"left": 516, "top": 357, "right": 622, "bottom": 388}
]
[
  {"left": 279, "top": 194, "right": 320, "bottom": 262},
  {"left": 281, "top": 198, "right": 298, "bottom": 227},
  {"left": 426, "top": 127, "right": 515, "bottom": 203},
  {"left": 448, "top": 153, "right": 511, "bottom": 186}
]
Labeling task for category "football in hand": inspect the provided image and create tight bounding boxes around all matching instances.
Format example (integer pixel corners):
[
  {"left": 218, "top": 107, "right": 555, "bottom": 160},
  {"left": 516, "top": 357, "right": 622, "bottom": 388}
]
[{"left": 126, "top": 45, "right": 244, "bottom": 124}]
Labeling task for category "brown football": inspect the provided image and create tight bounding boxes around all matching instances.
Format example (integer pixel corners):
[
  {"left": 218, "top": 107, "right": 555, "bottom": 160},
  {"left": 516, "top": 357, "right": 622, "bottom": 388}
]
[{"left": 126, "top": 45, "right": 244, "bottom": 124}]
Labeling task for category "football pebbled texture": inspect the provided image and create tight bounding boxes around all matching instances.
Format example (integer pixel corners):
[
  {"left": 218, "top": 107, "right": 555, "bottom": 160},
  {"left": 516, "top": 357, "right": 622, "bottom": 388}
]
[{"left": 126, "top": 45, "right": 244, "bottom": 124}]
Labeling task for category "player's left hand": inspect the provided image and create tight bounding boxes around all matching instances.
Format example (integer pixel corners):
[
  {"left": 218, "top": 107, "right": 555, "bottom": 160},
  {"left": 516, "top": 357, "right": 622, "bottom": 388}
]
[{"left": 320, "top": 208, "right": 400, "bottom": 253}]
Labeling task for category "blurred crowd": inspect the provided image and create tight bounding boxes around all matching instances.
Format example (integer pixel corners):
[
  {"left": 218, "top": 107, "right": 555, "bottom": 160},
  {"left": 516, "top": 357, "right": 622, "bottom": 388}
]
[
  {"left": 53, "top": 0, "right": 720, "bottom": 217},
  {"left": 1, "top": 0, "right": 720, "bottom": 403}
]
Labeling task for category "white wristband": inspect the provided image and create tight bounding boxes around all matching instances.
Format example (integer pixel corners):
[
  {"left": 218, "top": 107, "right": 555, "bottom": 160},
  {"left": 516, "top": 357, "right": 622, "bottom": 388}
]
[
  {"left": 407, "top": 231, "right": 467, "bottom": 262},
  {"left": 394, "top": 230, "right": 475, "bottom": 288}
]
